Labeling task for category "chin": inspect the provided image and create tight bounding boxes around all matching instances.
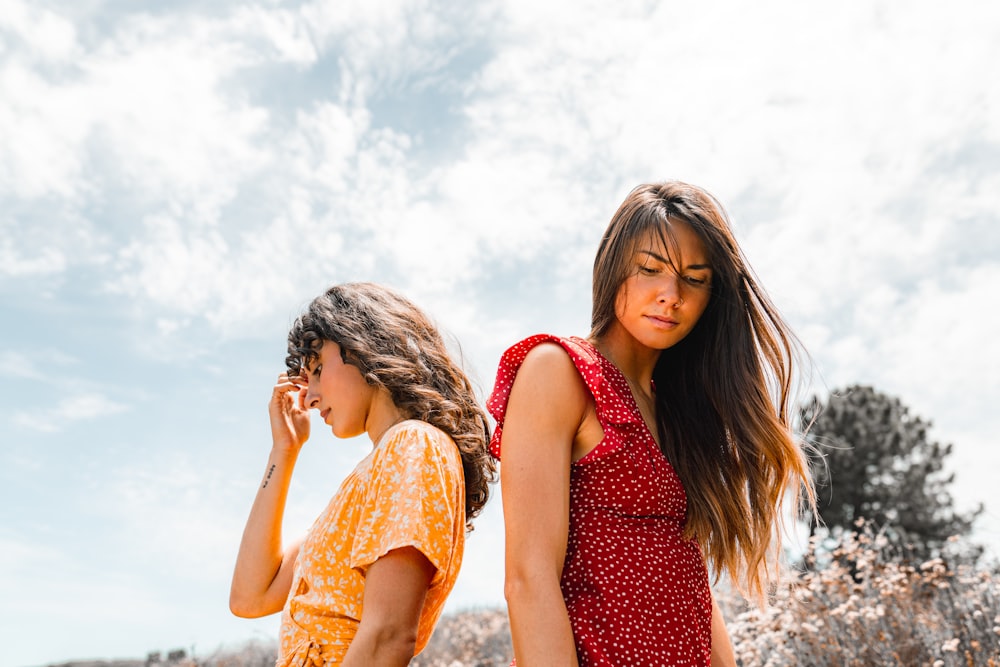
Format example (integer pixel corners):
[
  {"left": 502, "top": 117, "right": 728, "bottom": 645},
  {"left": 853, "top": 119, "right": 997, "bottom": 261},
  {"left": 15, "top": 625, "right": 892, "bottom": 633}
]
[
  {"left": 648, "top": 333, "right": 690, "bottom": 351},
  {"left": 332, "top": 424, "right": 363, "bottom": 440}
]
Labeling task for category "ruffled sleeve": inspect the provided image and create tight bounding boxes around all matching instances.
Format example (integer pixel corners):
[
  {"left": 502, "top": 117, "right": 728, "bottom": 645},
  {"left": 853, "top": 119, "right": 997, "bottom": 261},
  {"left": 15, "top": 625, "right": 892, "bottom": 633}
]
[
  {"left": 486, "top": 334, "right": 642, "bottom": 462},
  {"left": 349, "top": 421, "right": 463, "bottom": 579}
]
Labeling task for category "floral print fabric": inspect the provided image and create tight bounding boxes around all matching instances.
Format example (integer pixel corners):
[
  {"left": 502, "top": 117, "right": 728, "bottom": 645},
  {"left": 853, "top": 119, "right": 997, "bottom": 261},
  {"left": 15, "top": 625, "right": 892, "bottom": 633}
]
[{"left": 278, "top": 420, "right": 466, "bottom": 666}]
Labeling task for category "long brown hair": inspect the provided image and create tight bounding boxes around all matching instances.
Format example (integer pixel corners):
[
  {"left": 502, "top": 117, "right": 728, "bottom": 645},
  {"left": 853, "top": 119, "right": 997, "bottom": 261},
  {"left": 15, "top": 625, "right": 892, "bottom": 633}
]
[
  {"left": 592, "top": 182, "right": 815, "bottom": 601},
  {"left": 285, "top": 282, "right": 497, "bottom": 529}
]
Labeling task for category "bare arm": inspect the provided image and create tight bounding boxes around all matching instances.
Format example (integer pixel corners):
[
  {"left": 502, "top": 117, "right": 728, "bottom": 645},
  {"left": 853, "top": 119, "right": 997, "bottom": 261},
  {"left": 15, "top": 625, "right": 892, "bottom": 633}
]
[
  {"left": 341, "top": 546, "right": 436, "bottom": 666},
  {"left": 229, "top": 373, "right": 310, "bottom": 618},
  {"left": 501, "top": 344, "right": 592, "bottom": 667},
  {"left": 710, "top": 597, "right": 737, "bottom": 667}
]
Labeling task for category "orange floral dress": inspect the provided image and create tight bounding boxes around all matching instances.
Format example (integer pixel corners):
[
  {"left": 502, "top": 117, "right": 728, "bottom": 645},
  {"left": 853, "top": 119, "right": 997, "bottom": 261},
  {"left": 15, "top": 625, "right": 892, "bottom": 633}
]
[{"left": 277, "top": 420, "right": 466, "bottom": 666}]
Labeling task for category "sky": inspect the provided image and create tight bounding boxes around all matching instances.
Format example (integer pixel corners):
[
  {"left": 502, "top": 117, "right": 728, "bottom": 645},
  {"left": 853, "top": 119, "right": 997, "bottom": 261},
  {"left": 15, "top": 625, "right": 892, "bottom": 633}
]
[{"left": 1, "top": 0, "right": 998, "bottom": 665}]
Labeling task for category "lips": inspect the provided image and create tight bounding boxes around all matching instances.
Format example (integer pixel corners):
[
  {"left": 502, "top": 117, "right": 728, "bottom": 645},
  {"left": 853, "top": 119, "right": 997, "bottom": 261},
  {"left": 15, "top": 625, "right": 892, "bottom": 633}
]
[
  {"left": 646, "top": 314, "right": 679, "bottom": 328},
  {"left": 320, "top": 408, "right": 331, "bottom": 423}
]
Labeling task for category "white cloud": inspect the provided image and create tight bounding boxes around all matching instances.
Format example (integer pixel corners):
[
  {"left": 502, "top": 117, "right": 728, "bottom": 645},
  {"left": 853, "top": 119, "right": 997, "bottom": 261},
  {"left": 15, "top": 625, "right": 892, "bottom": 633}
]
[
  {"left": 70, "top": 20, "right": 271, "bottom": 207},
  {"left": 289, "top": 102, "right": 370, "bottom": 192},
  {"left": 115, "top": 215, "right": 230, "bottom": 312},
  {"left": 300, "top": 0, "right": 494, "bottom": 95},
  {"left": 0, "top": 1, "right": 78, "bottom": 61},
  {"left": 0, "top": 57, "right": 90, "bottom": 201},
  {"left": 67, "top": 3, "right": 504, "bottom": 338},
  {"left": 3, "top": 0, "right": 997, "bottom": 336},
  {"left": 13, "top": 391, "right": 128, "bottom": 432},
  {"left": 61, "top": 392, "right": 129, "bottom": 419},
  {"left": 824, "top": 263, "right": 1000, "bottom": 427},
  {"left": 0, "top": 350, "right": 42, "bottom": 379},
  {"left": 0, "top": 239, "right": 68, "bottom": 277},
  {"left": 230, "top": 4, "right": 320, "bottom": 66}
]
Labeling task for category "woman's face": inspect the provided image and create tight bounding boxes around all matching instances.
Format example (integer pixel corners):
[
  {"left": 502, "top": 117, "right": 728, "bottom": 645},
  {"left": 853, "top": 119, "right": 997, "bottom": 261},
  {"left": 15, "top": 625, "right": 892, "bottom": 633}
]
[
  {"left": 301, "top": 340, "right": 376, "bottom": 439},
  {"left": 613, "top": 220, "right": 713, "bottom": 351}
]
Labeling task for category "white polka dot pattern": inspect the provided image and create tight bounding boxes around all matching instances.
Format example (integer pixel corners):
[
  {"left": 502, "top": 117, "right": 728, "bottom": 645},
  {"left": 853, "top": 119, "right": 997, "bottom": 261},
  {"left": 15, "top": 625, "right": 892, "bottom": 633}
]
[{"left": 488, "top": 335, "right": 713, "bottom": 666}]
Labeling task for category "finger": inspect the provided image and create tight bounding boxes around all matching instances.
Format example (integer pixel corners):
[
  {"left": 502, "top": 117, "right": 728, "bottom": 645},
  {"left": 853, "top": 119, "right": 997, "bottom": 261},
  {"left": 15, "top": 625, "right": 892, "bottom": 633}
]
[{"left": 272, "top": 380, "right": 301, "bottom": 398}]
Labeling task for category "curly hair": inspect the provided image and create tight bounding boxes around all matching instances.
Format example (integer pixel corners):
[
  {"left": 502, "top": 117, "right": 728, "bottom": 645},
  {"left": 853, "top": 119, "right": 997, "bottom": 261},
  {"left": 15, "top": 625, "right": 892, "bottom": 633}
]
[
  {"left": 284, "top": 282, "right": 496, "bottom": 529},
  {"left": 592, "top": 181, "right": 816, "bottom": 603}
]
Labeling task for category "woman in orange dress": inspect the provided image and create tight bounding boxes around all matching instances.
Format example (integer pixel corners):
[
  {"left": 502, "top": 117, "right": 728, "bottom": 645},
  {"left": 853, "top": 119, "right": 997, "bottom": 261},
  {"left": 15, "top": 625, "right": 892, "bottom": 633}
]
[{"left": 230, "top": 282, "right": 496, "bottom": 666}]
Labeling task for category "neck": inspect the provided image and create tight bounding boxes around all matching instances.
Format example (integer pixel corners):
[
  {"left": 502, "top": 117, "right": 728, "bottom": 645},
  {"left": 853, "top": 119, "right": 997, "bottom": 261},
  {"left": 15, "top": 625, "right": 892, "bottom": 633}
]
[
  {"left": 365, "top": 389, "right": 406, "bottom": 446},
  {"left": 591, "top": 324, "right": 660, "bottom": 398}
]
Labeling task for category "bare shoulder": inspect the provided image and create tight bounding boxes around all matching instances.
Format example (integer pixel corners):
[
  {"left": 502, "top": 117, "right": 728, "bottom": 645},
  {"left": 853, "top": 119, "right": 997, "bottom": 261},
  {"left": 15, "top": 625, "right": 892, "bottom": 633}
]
[
  {"left": 518, "top": 342, "right": 584, "bottom": 385},
  {"left": 509, "top": 342, "right": 589, "bottom": 421}
]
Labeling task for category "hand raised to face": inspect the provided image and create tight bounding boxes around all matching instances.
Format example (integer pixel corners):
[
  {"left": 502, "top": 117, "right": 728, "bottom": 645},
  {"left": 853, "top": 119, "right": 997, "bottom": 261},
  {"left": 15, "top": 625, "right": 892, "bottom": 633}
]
[{"left": 268, "top": 371, "right": 311, "bottom": 452}]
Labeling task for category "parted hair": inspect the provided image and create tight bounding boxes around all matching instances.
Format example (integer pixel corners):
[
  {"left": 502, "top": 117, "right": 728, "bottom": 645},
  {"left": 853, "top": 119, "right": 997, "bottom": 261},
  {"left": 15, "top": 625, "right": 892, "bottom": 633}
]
[
  {"left": 285, "top": 282, "right": 496, "bottom": 529},
  {"left": 592, "top": 181, "right": 816, "bottom": 602}
]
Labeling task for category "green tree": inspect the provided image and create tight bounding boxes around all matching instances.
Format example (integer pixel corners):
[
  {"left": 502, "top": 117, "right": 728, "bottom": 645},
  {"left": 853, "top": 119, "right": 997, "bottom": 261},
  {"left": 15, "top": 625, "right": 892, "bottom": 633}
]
[{"left": 801, "top": 384, "right": 982, "bottom": 558}]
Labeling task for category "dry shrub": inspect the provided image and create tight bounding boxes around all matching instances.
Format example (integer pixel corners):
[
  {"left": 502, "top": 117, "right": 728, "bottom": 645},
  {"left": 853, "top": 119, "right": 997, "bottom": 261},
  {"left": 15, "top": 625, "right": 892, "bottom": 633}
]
[
  {"left": 191, "top": 611, "right": 510, "bottom": 667},
  {"left": 724, "top": 520, "right": 1000, "bottom": 667},
  {"left": 196, "top": 639, "right": 276, "bottom": 667},
  {"left": 411, "top": 608, "right": 512, "bottom": 667},
  {"left": 194, "top": 529, "right": 999, "bottom": 667}
]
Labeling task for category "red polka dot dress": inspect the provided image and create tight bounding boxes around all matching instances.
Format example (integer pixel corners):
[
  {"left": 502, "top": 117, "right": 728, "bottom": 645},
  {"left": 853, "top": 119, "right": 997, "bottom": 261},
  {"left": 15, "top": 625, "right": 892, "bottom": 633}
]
[{"left": 488, "top": 335, "right": 713, "bottom": 666}]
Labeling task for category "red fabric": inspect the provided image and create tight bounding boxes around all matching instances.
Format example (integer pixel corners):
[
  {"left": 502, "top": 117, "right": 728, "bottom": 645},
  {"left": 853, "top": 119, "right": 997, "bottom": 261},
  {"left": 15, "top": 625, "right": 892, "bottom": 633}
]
[{"left": 489, "top": 335, "right": 712, "bottom": 666}]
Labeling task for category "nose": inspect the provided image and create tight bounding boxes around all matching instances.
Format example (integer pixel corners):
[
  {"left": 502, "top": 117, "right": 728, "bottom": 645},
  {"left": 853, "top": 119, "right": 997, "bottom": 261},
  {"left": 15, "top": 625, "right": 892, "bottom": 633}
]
[
  {"left": 303, "top": 384, "right": 320, "bottom": 409},
  {"left": 657, "top": 274, "right": 683, "bottom": 308}
]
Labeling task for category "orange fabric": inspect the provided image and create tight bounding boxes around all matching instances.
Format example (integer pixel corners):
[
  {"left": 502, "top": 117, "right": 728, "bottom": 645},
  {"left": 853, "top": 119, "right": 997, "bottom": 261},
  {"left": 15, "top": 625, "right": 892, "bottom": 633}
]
[{"left": 277, "top": 420, "right": 466, "bottom": 666}]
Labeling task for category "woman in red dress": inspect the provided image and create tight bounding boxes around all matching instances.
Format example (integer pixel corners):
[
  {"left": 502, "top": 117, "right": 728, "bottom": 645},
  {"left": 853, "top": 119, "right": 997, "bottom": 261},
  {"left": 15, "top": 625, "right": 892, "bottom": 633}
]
[{"left": 489, "top": 182, "right": 816, "bottom": 666}]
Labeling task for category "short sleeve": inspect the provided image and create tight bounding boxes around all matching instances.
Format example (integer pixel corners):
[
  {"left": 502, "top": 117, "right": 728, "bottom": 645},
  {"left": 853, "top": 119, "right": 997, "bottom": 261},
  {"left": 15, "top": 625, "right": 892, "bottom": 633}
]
[
  {"left": 349, "top": 422, "right": 463, "bottom": 579},
  {"left": 487, "top": 334, "right": 639, "bottom": 461}
]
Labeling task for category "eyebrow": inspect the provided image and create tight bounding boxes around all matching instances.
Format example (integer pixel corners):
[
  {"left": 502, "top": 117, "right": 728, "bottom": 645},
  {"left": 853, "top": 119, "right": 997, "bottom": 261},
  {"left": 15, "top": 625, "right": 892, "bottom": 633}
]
[{"left": 639, "top": 249, "right": 712, "bottom": 271}]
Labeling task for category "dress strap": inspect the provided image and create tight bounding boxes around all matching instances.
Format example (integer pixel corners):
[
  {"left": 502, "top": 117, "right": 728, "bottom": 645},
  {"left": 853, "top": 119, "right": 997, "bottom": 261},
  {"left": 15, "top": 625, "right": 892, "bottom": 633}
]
[{"left": 487, "top": 334, "right": 643, "bottom": 460}]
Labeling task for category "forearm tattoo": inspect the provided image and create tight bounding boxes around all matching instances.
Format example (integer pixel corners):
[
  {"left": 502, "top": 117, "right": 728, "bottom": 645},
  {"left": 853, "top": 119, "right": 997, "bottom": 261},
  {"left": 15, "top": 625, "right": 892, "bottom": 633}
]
[{"left": 262, "top": 463, "right": 276, "bottom": 488}]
